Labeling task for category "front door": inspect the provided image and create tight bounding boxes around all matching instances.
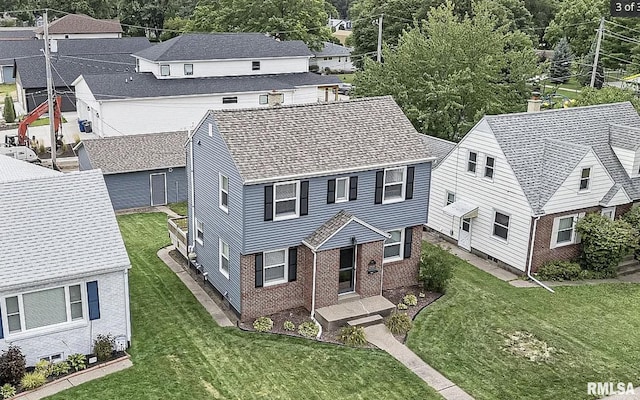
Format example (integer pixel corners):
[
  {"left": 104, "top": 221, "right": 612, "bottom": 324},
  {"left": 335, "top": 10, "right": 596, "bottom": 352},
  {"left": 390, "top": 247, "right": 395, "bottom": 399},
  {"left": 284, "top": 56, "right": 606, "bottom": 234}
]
[
  {"left": 338, "top": 247, "right": 355, "bottom": 294},
  {"left": 458, "top": 217, "right": 472, "bottom": 251},
  {"left": 150, "top": 173, "right": 167, "bottom": 206}
]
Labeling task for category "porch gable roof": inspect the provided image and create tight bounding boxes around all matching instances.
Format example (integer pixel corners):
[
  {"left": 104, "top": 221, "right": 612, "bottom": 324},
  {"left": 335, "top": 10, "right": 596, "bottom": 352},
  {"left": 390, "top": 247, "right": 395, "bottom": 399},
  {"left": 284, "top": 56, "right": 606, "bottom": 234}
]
[{"left": 302, "top": 210, "right": 390, "bottom": 252}]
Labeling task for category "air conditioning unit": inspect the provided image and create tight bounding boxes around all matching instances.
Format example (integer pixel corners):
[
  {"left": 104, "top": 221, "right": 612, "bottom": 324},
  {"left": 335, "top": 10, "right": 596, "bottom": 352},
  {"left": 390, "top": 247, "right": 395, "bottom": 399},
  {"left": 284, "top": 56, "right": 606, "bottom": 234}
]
[
  {"left": 114, "top": 335, "right": 128, "bottom": 352},
  {"left": 268, "top": 92, "right": 284, "bottom": 106}
]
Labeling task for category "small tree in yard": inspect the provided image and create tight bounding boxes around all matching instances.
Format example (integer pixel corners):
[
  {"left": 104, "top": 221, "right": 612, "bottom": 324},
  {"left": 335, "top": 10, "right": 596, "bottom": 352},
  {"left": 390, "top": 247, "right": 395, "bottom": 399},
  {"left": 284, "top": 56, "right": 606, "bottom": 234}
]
[
  {"left": 419, "top": 245, "right": 453, "bottom": 293},
  {"left": 575, "top": 213, "right": 638, "bottom": 277},
  {"left": 550, "top": 37, "right": 572, "bottom": 84},
  {"left": 3, "top": 95, "right": 15, "bottom": 123}
]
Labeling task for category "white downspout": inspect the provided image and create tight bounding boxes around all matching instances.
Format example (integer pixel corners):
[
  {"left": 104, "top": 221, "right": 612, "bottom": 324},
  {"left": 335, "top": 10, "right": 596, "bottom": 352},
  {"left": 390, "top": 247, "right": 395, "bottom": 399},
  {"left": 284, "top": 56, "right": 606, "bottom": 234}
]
[
  {"left": 527, "top": 216, "right": 555, "bottom": 293},
  {"left": 187, "top": 130, "right": 196, "bottom": 252},
  {"left": 310, "top": 249, "right": 323, "bottom": 338},
  {"left": 123, "top": 269, "right": 132, "bottom": 342}
]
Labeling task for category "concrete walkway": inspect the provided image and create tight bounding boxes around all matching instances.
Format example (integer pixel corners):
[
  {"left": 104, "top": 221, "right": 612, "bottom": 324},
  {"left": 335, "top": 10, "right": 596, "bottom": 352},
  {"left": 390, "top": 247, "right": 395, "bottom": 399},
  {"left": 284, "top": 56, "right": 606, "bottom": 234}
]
[
  {"left": 14, "top": 357, "right": 132, "bottom": 400},
  {"left": 364, "top": 324, "right": 474, "bottom": 400},
  {"left": 157, "top": 205, "right": 182, "bottom": 218},
  {"left": 157, "top": 247, "right": 234, "bottom": 327}
]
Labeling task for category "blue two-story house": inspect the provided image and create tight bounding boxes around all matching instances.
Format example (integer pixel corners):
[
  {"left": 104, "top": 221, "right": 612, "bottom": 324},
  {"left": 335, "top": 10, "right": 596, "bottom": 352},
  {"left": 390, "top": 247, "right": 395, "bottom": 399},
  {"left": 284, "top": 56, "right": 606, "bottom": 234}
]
[{"left": 187, "top": 96, "right": 434, "bottom": 322}]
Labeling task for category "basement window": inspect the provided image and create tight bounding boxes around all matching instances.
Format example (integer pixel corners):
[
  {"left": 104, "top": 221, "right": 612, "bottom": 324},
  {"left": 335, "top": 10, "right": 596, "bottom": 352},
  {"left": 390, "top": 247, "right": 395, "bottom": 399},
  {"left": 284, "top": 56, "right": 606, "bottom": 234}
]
[{"left": 222, "top": 97, "right": 238, "bottom": 104}]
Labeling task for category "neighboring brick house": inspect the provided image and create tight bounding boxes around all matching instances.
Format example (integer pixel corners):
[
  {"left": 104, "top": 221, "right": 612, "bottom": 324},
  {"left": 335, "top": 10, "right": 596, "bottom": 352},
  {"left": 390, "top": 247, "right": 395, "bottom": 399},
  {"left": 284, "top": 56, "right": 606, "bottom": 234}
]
[
  {"left": 0, "top": 156, "right": 131, "bottom": 365},
  {"left": 428, "top": 102, "right": 640, "bottom": 274},
  {"left": 187, "top": 96, "right": 434, "bottom": 322}
]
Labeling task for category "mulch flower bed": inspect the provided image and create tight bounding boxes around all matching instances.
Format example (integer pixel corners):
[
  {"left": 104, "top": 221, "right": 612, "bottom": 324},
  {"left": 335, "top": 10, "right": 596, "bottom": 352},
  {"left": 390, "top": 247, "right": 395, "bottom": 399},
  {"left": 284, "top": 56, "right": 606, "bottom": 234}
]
[{"left": 382, "top": 285, "right": 442, "bottom": 342}]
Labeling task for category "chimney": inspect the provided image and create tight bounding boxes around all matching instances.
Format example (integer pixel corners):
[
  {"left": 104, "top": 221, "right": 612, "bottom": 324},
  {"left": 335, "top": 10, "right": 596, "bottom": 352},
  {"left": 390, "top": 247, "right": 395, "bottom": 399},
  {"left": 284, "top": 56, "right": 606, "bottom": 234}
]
[{"left": 527, "top": 91, "right": 542, "bottom": 113}]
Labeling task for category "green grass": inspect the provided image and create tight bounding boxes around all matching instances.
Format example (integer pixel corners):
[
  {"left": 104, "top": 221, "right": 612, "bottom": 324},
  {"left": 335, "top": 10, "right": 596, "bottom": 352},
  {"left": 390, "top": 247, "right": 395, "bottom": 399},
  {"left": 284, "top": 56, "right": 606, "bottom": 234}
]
[
  {"left": 167, "top": 201, "right": 188, "bottom": 216},
  {"left": 28, "top": 116, "right": 68, "bottom": 127},
  {"left": 408, "top": 243, "right": 640, "bottom": 400},
  {"left": 49, "top": 213, "right": 440, "bottom": 400},
  {"left": 337, "top": 73, "right": 354, "bottom": 84},
  {"left": 0, "top": 83, "right": 15, "bottom": 97}
]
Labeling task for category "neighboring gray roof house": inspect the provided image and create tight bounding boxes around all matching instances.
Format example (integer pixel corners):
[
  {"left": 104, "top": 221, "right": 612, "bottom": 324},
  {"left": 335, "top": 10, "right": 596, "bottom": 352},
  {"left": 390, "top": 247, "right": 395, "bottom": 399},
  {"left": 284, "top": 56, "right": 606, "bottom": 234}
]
[
  {"left": 312, "top": 41, "right": 352, "bottom": 58},
  {"left": 34, "top": 13, "right": 123, "bottom": 36},
  {"left": 0, "top": 28, "right": 36, "bottom": 41},
  {"left": 0, "top": 155, "right": 131, "bottom": 365},
  {"left": 421, "top": 135, "right": 456, "bottom": 166}
]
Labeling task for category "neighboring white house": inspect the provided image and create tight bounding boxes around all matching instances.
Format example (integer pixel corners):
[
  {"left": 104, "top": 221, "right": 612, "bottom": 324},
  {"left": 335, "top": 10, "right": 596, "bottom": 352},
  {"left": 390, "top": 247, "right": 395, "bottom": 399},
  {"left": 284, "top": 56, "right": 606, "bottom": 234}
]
[
  {"left": 0, "top": 156, "right": 131, "bottom": 365},
  {"left": 72, "top": 33, "right": 342, "bottom": 137},
  {"left": 427, "top": 101, "right": 640, "bottom": 274},
  {"left": 34, "top": 14, "right": 123, "bottom": 39},
  {"left": 311, "top": 42, "right": 355, "bottom": 73}
]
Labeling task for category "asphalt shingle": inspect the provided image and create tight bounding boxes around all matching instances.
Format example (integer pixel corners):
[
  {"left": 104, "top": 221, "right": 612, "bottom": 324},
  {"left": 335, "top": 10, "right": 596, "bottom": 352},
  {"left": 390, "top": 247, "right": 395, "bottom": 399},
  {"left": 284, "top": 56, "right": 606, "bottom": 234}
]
[
  {"left": 312, "top": 42, "right": 352, "bottom": 58},
  {"left": 304, "top": 210, "right": 354, "bottom": 249},
  {"left": 35, "top": 14, "right": 123, "bottom": 35},
  {"left": 421, "top": 135, "right": 456, "bottom": 166}
]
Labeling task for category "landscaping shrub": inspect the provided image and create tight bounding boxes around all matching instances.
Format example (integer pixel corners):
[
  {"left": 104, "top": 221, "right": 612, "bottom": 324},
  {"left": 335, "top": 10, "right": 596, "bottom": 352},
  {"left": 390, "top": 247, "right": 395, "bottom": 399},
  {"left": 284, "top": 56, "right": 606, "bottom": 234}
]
[
  {"left": 93, "top": 334, "right": 115, "bottom": 362},
  {"left": 252, "top": 317, "right": 274, "bottom": 332},
  {"left": 3, "top": 96, "right": 15, "bottom": 124},
  {"left": 297, "top": 321, "right": 319, "bottom": 338},
  {"left": 50, "top": 362, "right": 70, "bottom": 377},
  {"left": 419, "top": 246, "right": 453, "bottom": 293},
  {"left": 66, "top": 354, "right": 86, "bottom": 372},
  {"left": 385, "top": 312, "right": 413, "bottom": 335},
  {"left": 0, "top": 346, "right": 25, "bottom": 386},
  {"left": 283, "top": 320, "right": 295, "bottom": 331},
  {"left": 623, "top": 207, "right": 640, "bottom": 257},
  {"left": 537, "top": 261, "right": 582, "bottom": 281},
  {"left": 576, "top": 213, "right": 638, "bottom": 276},
  {"left": 20, "top": 372, "right": 46, "bottom": 390},
  {"left": 397, "top": 303, "right": 408, "bottom": 310},
  {"left": 338, "top": 326, "right": 367, "bottom": 347},
  {"left": 0, "top": 383, "right": 16, "bottom": 399},
  {"left": 34, "top": 360, "right": 52, "bottom": 378},
  {"left": 403, "top": 294, "right": 418, "bottom": 306}
]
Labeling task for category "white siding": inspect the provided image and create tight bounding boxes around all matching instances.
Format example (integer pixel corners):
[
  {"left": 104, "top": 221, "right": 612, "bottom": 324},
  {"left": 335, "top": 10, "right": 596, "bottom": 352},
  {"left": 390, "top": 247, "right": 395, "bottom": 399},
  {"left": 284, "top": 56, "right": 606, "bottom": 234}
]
[
  {"left": 37, "top": 33, "right": 121, "bottom": 40},
  {"left": 604, "top": 186, "right": 631, "bottom": 207},
  {"left": 74, "top": 78, "right": 99, "bottom": 122},
  {"left": 427, "top": 119, "right": 533, "bottom": 271},
  {"left": 312, "top": 56, "right": 354, "bottom": 73},
  {"left": 612, "top": 146, "right": 636, "bottom": 177},
  {"left": 138, "top": 57, "right": 309, "bottom": 78},
  {"left": 543, "top": 150, "right": 614, "bottom": 214},
  {"left": 0, "top": 270, "right": 130, "bottom": 366}
]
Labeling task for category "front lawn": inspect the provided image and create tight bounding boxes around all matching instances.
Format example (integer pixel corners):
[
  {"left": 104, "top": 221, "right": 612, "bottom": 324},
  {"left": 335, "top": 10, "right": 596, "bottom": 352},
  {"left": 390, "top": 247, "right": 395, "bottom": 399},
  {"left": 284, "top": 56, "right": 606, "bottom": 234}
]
[
  {"left": 49, "top": 213, "right": 439, "bottom": 399},
  {"left": 408, "top": 243, "right": 640, "bottom": 400},
  {"left": 167, "top": 201, "right": 187, "bottom": 216}
]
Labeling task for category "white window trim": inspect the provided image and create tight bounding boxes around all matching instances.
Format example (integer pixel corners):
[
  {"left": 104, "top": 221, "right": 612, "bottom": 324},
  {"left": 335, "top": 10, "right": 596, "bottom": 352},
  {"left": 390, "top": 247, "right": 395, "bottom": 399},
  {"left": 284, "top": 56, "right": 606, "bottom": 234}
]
[
  {"left": 335, "top": 177, "right": 350, "bottom": 203},
  {"left": 273, "top": 180, "right": 300, "bottom": 221},
  {"left": 467, "top": 151, "right": 477, "bottom": 175},
  {"left": 492, "top": 210, "right": 510, "bottom": 242},
  {"left": 383, "top": 228, "right": 404, "bottom": 263},
  {"left": 195, "top": 218, "right": 204, "bottom": 245},
  {"left": 219, "top": 173, "right": 229, "bottom": 213},
  {"left": 2, "top": 284, "right": 88, "bottom": 339},
  {"left": 484, "top": 155, "right": 495, "bottom": 181},
  {"left": 263, "top": 248, "right": 288, "bottom": 287},
  {"left": 578, "top": 166, "right": 592, "bottom": 192},
  {"left": 259, "top": 94, "right": 268, "bottom": 105},
  {"left": 382, "top": 166, "right": 407, "bottom": 204},
  {"left": 219, "top": 238, "right": 230, "bottom": 279},
  {"left": 601, "top": 206, "right": 616, "bottom": 220},
  {"left": 445, "top": 190, "right": 456, "bottom": 206},
  {"left": 550, "top": 213, "right": 584, "bottom": 248},
  {"left": 160, "top": 64, "right": 170, "bottom": 76}
]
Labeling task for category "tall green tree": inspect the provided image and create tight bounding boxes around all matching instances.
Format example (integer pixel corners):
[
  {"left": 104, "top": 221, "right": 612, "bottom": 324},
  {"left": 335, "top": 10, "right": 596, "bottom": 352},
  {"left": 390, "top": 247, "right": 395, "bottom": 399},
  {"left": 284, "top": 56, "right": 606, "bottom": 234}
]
[
  {"left": 577, "top": 40, "right": 604, "bottom": 88},
  {"left": 544, "top": 0, "right": 604, "bottom": 56},
  {"left": 571, "top": 86, "right": 640, "bottom": 110},
  {"left": 354, "top": 2, "right": 538, "bottom": 141},
  {"left": 523, "top": 0, "right": 558, "bottom": 46},
  {"left": 3, "top": 96, "right": 15, "bottom": 124},
  {"left": 550, "top": 37, "right": 572, "bottom": 83}
]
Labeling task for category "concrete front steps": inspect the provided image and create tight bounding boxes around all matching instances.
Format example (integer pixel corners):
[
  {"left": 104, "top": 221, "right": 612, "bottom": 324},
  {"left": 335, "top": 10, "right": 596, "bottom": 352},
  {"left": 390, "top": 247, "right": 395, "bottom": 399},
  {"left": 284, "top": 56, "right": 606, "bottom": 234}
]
[
  {"left": 315, "top": 295, "right": 395, "bottom": 331},
  {"left": 619, "top": 254, "right": 640, "bottom": 276}
]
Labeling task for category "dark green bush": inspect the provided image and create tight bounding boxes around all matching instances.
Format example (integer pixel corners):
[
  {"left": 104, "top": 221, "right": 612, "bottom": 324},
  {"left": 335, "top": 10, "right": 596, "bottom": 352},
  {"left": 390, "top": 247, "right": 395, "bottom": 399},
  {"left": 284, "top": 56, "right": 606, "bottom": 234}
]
[
  {"left": 385, "top": 312, "right": 413, "bottom": 335},
  {"left": 93, "top": 334, "right": 115, "bottom": 362},
  {"left": 338, "top": 326, "right": 367, "bottom": 347},
  {"left": 0, "top": 346, "right": 25, "bottom": 386},
  {"left": 419, "top": 246, "right": 453, "bottom": 293},
  {"left": 3, "top": 96, "right": 15, "bottom": 124},
  {"left": 66, "top": 354, "right": 86, "bottom": 372},
  {"left": 537, "top": 261, "right": 582, "bottom": 281}
]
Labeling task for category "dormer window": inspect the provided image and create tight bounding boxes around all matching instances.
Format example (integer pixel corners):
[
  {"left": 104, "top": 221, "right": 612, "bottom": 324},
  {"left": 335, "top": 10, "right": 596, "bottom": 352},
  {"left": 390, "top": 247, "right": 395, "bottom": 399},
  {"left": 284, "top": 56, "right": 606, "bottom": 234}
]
[
  {"left": 184, "top": 64, "right": 193, "bottom": 76},
  {"left": 484, "top": 156, "right": 495, "bottom": 180},
  {"left": 160, "top": 64, "right": 170, "bottom": 76},
  {"left": 252, "top": 61, "right": 260, "bottom": 71},
  {"left": 579, "top": 168, "right": 591, "bottom": 191}
]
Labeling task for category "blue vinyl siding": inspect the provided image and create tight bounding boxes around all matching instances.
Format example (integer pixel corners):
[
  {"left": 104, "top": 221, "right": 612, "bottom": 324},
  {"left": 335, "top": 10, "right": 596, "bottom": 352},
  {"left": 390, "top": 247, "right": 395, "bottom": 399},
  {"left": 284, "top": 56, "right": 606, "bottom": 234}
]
[
  {"left": 319, "top": 220, "right": 387, "bottom": 251},
  {"left": 103, "top": 167, "right": 187, "bottom": 210},
  {"left": 189, "top": 114, "right": 243, "bottom": 313},
  {"left": 76, "top": 145, "right": 93, "bottom": 171},
  {"left": 243, "top": 164, "right": 431, "bottom": 254}
]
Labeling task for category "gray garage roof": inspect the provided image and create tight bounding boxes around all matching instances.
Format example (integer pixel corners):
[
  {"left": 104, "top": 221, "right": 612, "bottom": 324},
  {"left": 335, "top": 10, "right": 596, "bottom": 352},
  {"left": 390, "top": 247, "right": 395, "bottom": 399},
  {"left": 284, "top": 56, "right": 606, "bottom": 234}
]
[
  {"left": 483, "top": 102, "right": 640, "bottom": 213},
  {"left": 78, "top": 131, "right": 187, "bottom": 174},
  {"left": 0, "top": 156, "right": 130, "bottom": 291},
  {"left": 210, "top": 96, "right": 433, "bottom": 183},
  {"left": 134, "top": 33, "right": 312, "bottom": 62},
  {"left": 0, "top": 39, "right": 43, "bottom": 65},
  {"left": 421, "top": 135, "right": 456, "bottom": 166},
  {"left": 80, "top": 71, "right": 340, "bottom": 100},
  {"left": 312, "top": 42, "right": 352, "bottom": 58}
]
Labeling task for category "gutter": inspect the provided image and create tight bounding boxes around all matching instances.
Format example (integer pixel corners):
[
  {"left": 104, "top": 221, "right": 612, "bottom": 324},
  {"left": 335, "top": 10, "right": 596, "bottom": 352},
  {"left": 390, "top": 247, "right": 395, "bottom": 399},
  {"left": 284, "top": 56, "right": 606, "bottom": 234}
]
[
  {"left": 527, "top": 216, "right": 555, "bottom": 293},
  {"left": 187, "top": 129, "right": 197, "bottom": 254}
]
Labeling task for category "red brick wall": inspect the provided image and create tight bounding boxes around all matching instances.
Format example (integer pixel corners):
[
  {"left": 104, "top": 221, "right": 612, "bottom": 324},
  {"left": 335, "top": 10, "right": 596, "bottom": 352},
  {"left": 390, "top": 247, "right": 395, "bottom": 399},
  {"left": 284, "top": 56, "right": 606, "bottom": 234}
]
[
  {"left": 382, "top": 225, "right": 421, "bottom": 289},
  {"left": 313, "top": 248, "right": 340, "bottom": 309},
  {"left": 355, "top": 240, "right": 383, "bottom": 297},
  {"left": 531, "top": 204, "right": 633, "bottom": 272}
]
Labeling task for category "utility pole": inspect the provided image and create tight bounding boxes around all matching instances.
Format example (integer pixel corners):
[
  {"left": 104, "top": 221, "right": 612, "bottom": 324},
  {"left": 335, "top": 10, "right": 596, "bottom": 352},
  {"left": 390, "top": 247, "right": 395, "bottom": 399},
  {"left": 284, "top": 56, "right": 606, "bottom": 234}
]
[
  {"left": 376, "top": 14, "right": 383, "bottom": 63},
  {"left": 590, "top": 17, "right": 605, "bottom": 88},
  {"left": 43, "top": 10, "right": 56, "bottom": 168}
]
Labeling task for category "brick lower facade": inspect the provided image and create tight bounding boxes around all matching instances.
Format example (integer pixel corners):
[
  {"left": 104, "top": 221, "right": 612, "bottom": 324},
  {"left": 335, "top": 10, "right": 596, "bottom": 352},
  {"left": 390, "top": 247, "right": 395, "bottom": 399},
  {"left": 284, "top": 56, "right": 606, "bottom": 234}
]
[{"left": 239, "top": 225, "right": 422, "bottom": 321}]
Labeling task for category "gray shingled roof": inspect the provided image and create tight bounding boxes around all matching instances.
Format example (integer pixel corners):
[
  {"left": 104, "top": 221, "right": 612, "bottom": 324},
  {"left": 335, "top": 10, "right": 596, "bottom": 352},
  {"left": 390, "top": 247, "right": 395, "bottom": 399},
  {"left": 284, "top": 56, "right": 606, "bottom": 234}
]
[
  {"left": 484, "top": 102, "right": 640, "bottom": 213},
  {"left": 304, "top": 210, "right": 354, "bottom": 249},
  {"left": 0, "top": 154, "right": 61, "bottom": 182},
  {"left": 0, "top": 157, "right": 130, "bottom": 290},
  {"left": 312, "top": 42, "right": 352, "bottom": 57},
  {"left": 0, "top": 39, "right": 43, "bottom": 64},
  {"left": 35, "top": 14, "right": 123, "bottom": 34},
  {"left": 421, "top": 135, "right": 456, "bottom": 166},
  {"left": 610, "top": 124, "right": 640, "bottom": 151},
  {"left": 210, "top": 96, "right": 433, "bottom": 183},
  {"left": 134, "top": 33, "right": 312, "bottom": 62},
  {"left": 81, "top": 71, "right": 340, "bottom": 100},
  {"left": 78, "top": 131, "right": 187, "bottom": 174},
  {"left": 0, "top": 29, "right": 36, "bottom": 41}
]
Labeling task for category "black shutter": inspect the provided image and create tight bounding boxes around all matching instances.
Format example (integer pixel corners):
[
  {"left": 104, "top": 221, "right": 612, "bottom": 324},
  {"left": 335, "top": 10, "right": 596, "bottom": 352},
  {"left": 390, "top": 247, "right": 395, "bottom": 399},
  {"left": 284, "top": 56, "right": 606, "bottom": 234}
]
[
  {"left": 349, "top": 176, "right": 358, "bottom": 201},
  {"left": 288, "top": 247, "right": 298, "bottom": 282},
  {"left": 0, "top": 306, "right": 3, "bottom": 339},
  {"left": 327, "top": 179, "right": 336, "bottom": 204},
  {"left": 374, "top": 171, "right": 384, "bottom": 204},
  {"left": 87, "top": 281, "right": 101, "bottom": 320},
  {"left": 255, "top": 253, "right": 264, "bottom": 288},
  {"left": 406, "top": 166, "right": 415, "bottom": 200},
  {"left": 264, "top": 185, "right": 273, "bottom": 221},
  {"left": 300, "top": 181, "right": 309, "bottom": 216},
  {"left": 403, "top": 227, "right": 413, "bottom": 259}
]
